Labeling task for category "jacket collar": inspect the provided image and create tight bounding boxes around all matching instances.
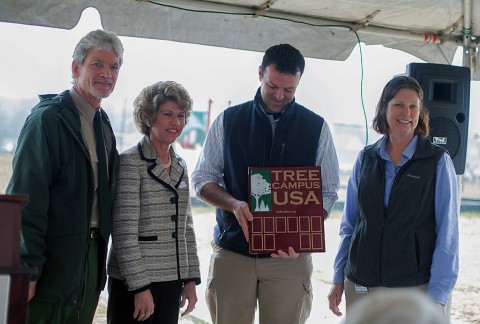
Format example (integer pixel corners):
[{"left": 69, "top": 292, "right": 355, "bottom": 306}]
[
  {"left": 367, "top": 134, "right": 435, "bottom": 162},
  {"left": 253, "top": 87, "right": 296, "bottom": 117},
  {"left": 40, "top": 90, "right": 87, "bottom": 156},
  {"left": 138, "top": 135, "right": 185, "bottom": 190}
]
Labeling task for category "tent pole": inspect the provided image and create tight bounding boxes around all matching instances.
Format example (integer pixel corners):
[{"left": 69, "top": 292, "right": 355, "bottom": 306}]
[
  {"left": 462, "top": 0, "right": 473, "bottom": 67},
  {"left": 451, "top": 1, "right": 473, "bottom": 323}
]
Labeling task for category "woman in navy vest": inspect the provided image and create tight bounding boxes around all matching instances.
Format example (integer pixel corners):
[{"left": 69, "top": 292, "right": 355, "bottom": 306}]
[{"left": 328, "top": 76, "right": 459, "bottom": 319}]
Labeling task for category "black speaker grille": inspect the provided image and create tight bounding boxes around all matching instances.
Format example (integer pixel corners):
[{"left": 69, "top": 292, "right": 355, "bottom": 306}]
[{"left": 429, "top": 116, "right": 460, "bottom": 158}]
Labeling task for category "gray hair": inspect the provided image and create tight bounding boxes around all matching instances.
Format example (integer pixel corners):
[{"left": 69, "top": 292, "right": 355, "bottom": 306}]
[
  {"left": 133, "top": 81, "right": 193, "bottom": 135},
  {"left": 343, "top": 290, "right": 446, "bottom": 324},
  {"left": 72, "top": 29, "right": 124, "bottom": 66}
]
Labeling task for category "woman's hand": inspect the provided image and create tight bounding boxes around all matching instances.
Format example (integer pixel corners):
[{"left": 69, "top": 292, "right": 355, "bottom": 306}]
[
  {"left": 180, "top": 281, "right": 198, "bottom": 317},
  {"left": 432, "top": 301, "right": 447, "bottom": 317},
  {"left": 327, "top": 283, "right": 344, "bottom": 316},
  {"left": 133, "top": 289, "right": 155, "bottom": 321}
]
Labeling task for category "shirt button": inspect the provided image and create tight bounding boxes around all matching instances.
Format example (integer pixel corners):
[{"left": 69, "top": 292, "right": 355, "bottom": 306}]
[
  {"left": 171, "top": 232, "right": 177, "bottom": 239},
  {"left": 170, "top": 197, "right": 177, "bottom": 204},
  {"left": 171, "top": 215, "right": 177, "bottom": 221}
]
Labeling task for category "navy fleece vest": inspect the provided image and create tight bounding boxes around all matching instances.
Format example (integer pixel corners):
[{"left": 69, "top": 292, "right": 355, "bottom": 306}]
[
  {"left": 214, "top": 90, "right": 324, "bottom": 256},
  {"left": 345, "top": 135, "right": 445, "bottom": 287}
]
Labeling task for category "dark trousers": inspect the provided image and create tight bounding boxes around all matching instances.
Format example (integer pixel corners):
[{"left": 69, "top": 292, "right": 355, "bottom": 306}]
[
  {"left": 107, "top": 277, "right": 183, "bottom": 324},
  {"left": 26, "top": 238, "right": 102, "bottom": 324}
]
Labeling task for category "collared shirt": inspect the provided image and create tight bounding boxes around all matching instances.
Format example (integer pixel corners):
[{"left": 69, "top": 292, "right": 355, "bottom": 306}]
[
  {"left": 260, "top": 101, "right": 282, "bottom": 136},
  {"left": 332, "top": 135, "right": 459, "bottom": 305},
  {"left": 70, "top": 87, "right": 101, "bottom": 228},
  {"left": 191, "top": 109, "right": 340, "bottom": 215}
]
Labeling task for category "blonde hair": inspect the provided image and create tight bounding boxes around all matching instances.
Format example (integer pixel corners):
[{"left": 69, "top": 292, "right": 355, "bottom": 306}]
[{"left": 133, "top": 81, "right": 193, "bottom": 135}]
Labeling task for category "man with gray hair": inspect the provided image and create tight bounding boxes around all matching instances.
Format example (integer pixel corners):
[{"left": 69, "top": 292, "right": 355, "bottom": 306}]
[{"left": 7, "top": 29, "right": 124, "bottom": 323}]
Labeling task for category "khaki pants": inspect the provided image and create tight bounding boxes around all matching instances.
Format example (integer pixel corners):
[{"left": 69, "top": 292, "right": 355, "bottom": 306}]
[{"left": 205, "top": 245, "right": 313, "bottom": 324}]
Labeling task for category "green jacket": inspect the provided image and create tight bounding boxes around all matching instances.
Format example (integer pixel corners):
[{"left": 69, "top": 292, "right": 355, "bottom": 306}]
[{"left": 6, "top": 90, "right": 118, "bottom": 307}]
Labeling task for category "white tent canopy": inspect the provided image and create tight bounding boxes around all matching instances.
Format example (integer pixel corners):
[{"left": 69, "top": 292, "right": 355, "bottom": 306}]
[{"left": 1, "top": 0, "right": 479, "bottom": 77}]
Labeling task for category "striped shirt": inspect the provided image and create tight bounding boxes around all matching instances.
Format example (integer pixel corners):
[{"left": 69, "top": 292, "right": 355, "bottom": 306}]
[{"left": 192, "top": 109, "right": 340, "bottom": 214}]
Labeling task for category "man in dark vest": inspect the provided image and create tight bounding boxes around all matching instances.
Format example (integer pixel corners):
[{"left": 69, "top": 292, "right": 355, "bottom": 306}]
[{"left": 192, "top": 43, "right": 340, "bottom": 324}]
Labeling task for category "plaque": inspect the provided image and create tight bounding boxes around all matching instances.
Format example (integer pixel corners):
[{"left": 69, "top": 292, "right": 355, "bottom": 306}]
[{"left": 248, "top": 167, "right": 325, "bottom": 254}]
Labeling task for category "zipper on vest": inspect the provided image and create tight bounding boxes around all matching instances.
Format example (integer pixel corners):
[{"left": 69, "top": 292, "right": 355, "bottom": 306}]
[
  {"left": 379, "top": 219, "right": 386, "bottom": 285},
  {"left": 379, "top": 161, "right": 386, "bottom": 286},
  {"left": 279, "top": 141, "right": 286, "bottom": 165}
]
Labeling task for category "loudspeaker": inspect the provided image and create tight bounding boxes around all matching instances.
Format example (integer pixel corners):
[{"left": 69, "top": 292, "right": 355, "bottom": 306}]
[{"left": 406, "top": 63, "right": 470, "bottom": 174}]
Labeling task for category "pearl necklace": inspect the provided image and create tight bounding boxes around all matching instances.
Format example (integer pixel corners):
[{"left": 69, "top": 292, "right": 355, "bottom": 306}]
[{"left": 161, "top": 155, "right": 172, "bottom": 169}]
